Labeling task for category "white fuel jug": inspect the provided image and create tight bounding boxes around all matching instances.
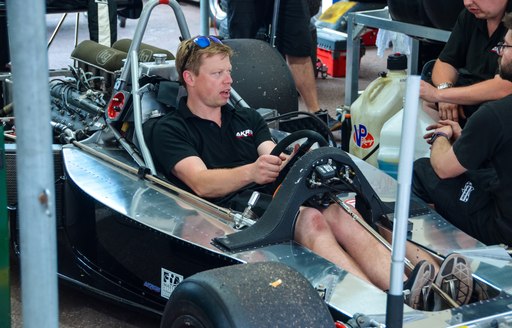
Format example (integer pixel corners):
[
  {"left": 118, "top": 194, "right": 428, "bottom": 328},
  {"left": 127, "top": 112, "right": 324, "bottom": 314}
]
[
  {"left": 377, "top": 102, "right": 436, "bottom": 178},
  {"left": 349, "top": 53, "right": 408, "bottom": 167}
]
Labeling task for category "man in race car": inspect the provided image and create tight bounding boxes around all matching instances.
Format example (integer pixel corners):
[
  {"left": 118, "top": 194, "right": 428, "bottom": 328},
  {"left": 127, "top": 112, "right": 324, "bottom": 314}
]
[
  {"left": 413, "top": 12, "right": 512, "bottom": 248},
  {"left": 147, "top": 35, "right": 469, "bottom": 309}
]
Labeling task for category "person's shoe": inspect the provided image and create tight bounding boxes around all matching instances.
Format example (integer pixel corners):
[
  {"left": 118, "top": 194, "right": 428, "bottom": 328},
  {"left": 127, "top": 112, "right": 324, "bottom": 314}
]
[
  {"left": 403, "top": 260, "right": 435, "bottom": 310},
  {"left": 314, "top": 109, "right": 341, "bottom": 131},
  {"left": 432, "top": 253, "right": 473, "bottom": 310}
]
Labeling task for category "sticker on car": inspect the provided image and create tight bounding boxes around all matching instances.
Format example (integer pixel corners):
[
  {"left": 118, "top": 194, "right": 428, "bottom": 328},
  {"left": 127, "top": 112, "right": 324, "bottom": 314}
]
[{"left": 161, "top": 268, "right": 183, "bottom": 299}]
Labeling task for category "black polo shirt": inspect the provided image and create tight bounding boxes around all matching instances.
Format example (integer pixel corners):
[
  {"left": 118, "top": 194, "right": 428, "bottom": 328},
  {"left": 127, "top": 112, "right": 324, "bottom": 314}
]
[
  {"left": 149, "top": 97, "right": 272, "bottom": 196},
  {"left": 439, "top": 3, "right": 512, "bottom": 83},
  {"left": 453, "top": 94, "right": 512, "bottom": 225}
]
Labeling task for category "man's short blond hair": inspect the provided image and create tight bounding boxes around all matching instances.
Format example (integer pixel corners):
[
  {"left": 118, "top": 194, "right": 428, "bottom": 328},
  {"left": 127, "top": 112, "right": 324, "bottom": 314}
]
[{"left": 176, "top": 36, "right": 233, "bottom": 85}]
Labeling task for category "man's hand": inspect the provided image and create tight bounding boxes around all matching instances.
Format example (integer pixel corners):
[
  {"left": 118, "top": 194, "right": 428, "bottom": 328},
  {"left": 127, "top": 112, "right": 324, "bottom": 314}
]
[
  {"left": 423, "top": 119, "right": 462, "bottom": 142},
  {"left": 437, "top": 102, "right": 465, "bottom": 122},
  {"left": 419, "top": 80, "right": 438, "bottom": 103},
  {"left": 252, "top": 154, "right": 282, "bottom": 185},
  {"left": 438, "top": 119, "right": 462, "bottom": 139}
]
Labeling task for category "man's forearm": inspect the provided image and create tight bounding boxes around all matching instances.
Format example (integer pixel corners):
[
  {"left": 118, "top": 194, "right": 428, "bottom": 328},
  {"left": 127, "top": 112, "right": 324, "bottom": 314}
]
[
  {"left": 435, "top": 76, "right": 512, "bottom": 105},
  {"left": 191, "top": 164, "right": 256, "bottom": 198}
]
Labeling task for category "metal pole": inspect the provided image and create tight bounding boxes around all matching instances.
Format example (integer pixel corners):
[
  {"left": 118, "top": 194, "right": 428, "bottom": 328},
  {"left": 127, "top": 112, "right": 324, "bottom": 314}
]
[
  {"left": 0, "top": 125, "right": 10, "bottom": 328},
  {"left": 6, "top": 0, "right": 59, "bottom": 327},
  {"left": 270, "top": 0, "right": 281, "bottom": 47},
  {"left": 46, "top": 13, "right": 68, "bottom": 49},
  {"left": 386, "top": 76, "right": 420, "bottom": 328},
  {"left": 200, "top": 0, "right": 209, "bottom": 36}
]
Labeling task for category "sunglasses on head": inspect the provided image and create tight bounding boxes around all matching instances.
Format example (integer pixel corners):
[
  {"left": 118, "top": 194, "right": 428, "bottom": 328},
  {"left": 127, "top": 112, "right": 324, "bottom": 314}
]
[{"left": 180, "top": 35, "right": 223, "bottom": 74}]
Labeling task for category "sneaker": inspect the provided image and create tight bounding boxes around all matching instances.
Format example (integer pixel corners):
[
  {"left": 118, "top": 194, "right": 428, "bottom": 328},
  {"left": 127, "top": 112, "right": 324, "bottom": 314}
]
[
  {"left": 432, "top": 253, "right": 473, "bottom": 309},
  {"left": 314, "top": 109, "right": 341, "bottom": 131},
  {"left": 403, "top": 260, "right": 435, "bottom": 309}
]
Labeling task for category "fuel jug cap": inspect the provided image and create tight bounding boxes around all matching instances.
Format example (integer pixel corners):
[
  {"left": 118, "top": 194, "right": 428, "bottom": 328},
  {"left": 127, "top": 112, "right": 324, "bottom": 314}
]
[{"left": 387, "top": 53, "right": 407, "bottom": 70}]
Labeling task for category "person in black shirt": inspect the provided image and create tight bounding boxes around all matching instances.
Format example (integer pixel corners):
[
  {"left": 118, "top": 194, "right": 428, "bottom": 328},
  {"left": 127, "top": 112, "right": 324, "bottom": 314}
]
[
  {"left": 147, "top": 35, "right": 448, "bottom": 308},
  {"left": 420, "top": 0, "right": 512, "bottom": 124},
  {"left": 413, "top": 12, "right": 512, "bottom": 246}
]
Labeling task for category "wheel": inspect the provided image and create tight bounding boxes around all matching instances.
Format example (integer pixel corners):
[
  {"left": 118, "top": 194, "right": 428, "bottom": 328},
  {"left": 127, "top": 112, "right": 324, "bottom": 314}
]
[
  {"left": 160, "top": 262, "right": 333, "bottom": 328},
  {"left": 270, "top": 130, "right": 328, "bottom": 188},
  {"left": 209, "top": 0, "right": 227, "bottom": 30},
  {"left": 223, "top": 38, "right": 299, "bottom": 114}
]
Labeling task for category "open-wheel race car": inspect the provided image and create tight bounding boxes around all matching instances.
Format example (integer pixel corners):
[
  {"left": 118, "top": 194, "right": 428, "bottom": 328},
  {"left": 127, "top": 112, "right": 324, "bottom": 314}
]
[{"left": 3, "top": 0, "right": 512, "bottom": 327}]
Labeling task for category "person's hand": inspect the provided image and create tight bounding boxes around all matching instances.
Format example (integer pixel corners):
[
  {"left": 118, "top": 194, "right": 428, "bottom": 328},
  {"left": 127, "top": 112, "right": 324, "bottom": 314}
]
[
  {"left": 423, "top": 120, "right": 461, "bottom": 143},
  {"left": 438, "top": 119, "right": 462, "bottom": 140},
  {"left": 419, "top": 80, "right": 438, "bottom": 103},
  {"left": 437, "top": 102, "right": 465, "bottom": 122},
  {"left": 252, "top": 154, "right": 282, "bottom": 185}
]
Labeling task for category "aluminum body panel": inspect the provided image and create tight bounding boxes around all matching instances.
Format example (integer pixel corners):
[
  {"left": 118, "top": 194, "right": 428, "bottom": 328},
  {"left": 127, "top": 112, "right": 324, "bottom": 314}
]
[{"left": 62, "top": 144, "right": 512, "bottom": 326}]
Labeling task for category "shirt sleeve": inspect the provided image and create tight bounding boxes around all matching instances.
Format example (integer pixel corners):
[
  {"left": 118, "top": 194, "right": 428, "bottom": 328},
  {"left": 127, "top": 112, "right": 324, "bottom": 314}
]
[
  {"left": 453, "top": 105, "right": 498, "bottom": 170},
  {"left": 151, "top": 115, "right": 199, "bottom": 176},
  {"left": 251, "top": 110, "right": 273, "bottom": 147},
  {"left": 438, "top": 9, "right": 469, "bottom": 69}
]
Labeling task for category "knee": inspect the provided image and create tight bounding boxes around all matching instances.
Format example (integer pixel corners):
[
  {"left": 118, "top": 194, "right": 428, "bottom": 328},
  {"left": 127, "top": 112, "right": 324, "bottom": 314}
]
[{"left": 294, "top": 207, "right": 331, "bottom": 242}]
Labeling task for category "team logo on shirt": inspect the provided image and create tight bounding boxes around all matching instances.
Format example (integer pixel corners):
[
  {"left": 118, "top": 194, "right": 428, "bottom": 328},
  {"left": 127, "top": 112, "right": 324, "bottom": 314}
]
[
  {"left": 459, "top": 181, "right": 474, "bottom": 203},
  {"left": 236, "top": 129, "right": 254, "bottom": 138}
]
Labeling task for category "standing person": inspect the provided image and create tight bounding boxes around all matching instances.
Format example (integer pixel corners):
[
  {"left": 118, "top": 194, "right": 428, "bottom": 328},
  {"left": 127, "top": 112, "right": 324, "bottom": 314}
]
[
  {"left": 413, "top": 12, "right": 512, "bottom": 247},
  {"left": 87, "top": 0, "right": 117, "bottom": 47},
  {"left": 420, "top": 0, "right": 512, "bottom": 124},
  {"left": 146, "top": 35, "right": 472, "bottom": 309},
  {"left": 225, "top": 0, "right": 339, "bottom": 128}
]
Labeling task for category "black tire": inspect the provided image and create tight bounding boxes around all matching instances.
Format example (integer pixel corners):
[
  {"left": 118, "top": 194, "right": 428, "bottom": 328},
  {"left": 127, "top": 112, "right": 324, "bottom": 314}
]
[
  {"left": 160, "top": 262, "right": 333, "bottom": 328},
  {"left": 223, "top": 38, "right": 299, "bottom": 114},
  {"left": 387, "top": 0, "right": 433, "bottom": 27},
  {"left": 423, "top": 0, "right": 464, "bottom": 31},
  {"left": 209, "top": 0, "right": 227, "bottom": 30}
]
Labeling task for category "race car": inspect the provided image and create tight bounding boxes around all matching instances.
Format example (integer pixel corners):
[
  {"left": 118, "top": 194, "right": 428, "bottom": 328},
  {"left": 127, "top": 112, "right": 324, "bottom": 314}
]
[{"left": 3, "top": 0, "right": 512, "bottom": 327}]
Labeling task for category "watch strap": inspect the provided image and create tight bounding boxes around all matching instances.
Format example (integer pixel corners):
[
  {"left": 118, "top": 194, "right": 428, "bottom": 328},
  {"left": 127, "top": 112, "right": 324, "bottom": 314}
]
[{"left": 429, "top": 131, "right": 450, "bottom": 144}]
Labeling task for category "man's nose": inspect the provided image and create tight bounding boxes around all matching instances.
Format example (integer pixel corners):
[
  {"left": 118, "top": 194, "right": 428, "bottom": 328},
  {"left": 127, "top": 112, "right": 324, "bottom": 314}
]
[{"left": 224, "top": 72, "right": 233, "bottom": 84}]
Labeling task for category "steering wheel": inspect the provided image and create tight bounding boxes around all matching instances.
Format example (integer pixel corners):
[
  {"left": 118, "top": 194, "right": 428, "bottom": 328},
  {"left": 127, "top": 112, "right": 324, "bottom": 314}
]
[{"left": 269, "top": 130, "right": 328, "bottom": 191}]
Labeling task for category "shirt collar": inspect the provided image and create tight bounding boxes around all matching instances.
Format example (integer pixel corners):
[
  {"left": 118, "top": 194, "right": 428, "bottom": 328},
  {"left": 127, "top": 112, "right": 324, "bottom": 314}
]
[{"left": 177, "top": 96, "right": 235, "bottom": 121}]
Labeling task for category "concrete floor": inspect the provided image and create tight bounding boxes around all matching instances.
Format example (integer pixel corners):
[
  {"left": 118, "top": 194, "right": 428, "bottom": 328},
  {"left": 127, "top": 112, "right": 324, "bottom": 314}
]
[{"left": 9, "top": 1, "right": 389, "bottom": 326}]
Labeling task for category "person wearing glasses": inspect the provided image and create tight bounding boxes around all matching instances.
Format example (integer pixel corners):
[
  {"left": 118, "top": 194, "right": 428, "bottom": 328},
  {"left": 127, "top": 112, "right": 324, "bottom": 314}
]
[
  {"left": 413, "top": 12, "right": 512, "bottom": 247},
  {"left": 145, "top": 35, "right": 470, "bottom": 310},
  {"left": 420, "top": 0, "right": 512, "bottom": 125}
]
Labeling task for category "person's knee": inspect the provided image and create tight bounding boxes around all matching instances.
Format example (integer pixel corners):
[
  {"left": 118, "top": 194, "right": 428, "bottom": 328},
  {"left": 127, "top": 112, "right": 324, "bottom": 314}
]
[
  {"left": 294, "top": 207, "right": 330, "bottom": 242},
  {"left": 412, "top": 158, "right": 435, "bottom": 202}
]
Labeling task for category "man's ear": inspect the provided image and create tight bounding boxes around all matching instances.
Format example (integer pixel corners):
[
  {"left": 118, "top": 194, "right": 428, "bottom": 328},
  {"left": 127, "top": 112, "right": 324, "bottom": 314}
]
[{"left": 183, "top": 70, "right": 195, "bottom": 86}]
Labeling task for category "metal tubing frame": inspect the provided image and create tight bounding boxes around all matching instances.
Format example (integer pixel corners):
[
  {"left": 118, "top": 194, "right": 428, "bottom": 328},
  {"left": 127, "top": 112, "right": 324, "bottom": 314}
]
[
  {"left": 116, "top": 0, "right": 191, "bottom": 90},
  {"left": 344, "top": 8, "right": 451, "bottom": 108}
]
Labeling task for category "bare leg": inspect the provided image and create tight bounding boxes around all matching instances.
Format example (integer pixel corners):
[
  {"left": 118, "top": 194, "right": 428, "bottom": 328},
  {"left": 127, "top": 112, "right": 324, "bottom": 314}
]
[
  {"left": 286, "top": 55, "right": 320, "bottom": 113},
  {"left": 321, "top": 204, "right": 403, "bottom": 291},
  {"left": 295, "top": 207, "right": 370, "bottom": 283}
]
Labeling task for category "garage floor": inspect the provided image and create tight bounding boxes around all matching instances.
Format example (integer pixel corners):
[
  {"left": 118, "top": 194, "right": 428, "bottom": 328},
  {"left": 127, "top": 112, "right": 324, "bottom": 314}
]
[{"left": 9, "top": 1, "right": 389, "bottom": 326}]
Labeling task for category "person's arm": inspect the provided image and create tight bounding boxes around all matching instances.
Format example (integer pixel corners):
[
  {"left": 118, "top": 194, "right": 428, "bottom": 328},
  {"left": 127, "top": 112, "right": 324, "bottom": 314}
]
[
  {"left": 428, "top": 123, "right": 466, "bottom": 179},
  {"left": 431, "top": 59, "right": 458, "bottom": 87},
  {"left": 430, "top": 74, "right": 512, "bottom": 106},
  {"left": 172, "top": 140, "right": 280, "bottom": 198}
]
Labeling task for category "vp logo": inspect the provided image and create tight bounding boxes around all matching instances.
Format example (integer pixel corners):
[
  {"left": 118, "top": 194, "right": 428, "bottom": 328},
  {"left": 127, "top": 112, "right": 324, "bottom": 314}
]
[{"left": 353, "top": 124, "right": 375, "bottom": 149}]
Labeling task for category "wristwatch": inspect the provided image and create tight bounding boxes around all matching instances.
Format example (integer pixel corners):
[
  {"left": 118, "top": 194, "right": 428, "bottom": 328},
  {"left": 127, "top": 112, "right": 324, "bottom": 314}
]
[
  {"left": 429, "top": 131, "right": 450, "bottom": 144},
  {"left": 437, "top": 82, "right": 453, "bottom": 90}
]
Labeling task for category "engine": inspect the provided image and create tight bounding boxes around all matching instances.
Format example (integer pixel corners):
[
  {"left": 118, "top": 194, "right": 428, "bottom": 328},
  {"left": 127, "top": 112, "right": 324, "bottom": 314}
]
[{"left": 49, "top": 74, "right": 107, "bottom": 141}]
